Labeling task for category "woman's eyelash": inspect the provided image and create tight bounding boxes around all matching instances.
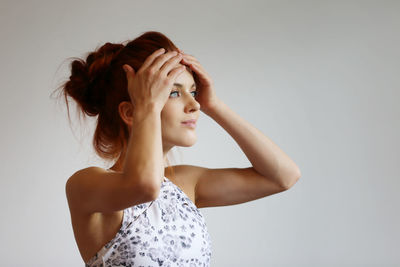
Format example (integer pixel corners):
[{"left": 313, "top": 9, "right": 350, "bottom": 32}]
[{"left": 170, "top": 90, "right": 198, "bottom": 97}]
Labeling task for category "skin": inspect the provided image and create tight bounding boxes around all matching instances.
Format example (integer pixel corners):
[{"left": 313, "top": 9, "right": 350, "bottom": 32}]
[
  {"left": 160, "top": 68, "right": 200, "bottom": 153},
  {"left": 110, "top": 62, "right": 202, "bottom": 173},
  {"left": 71, "top": 48, "right": 300, "bottom": 264}
]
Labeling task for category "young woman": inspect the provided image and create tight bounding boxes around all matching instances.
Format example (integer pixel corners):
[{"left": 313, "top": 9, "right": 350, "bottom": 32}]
[{"left": 60, "top": 31, "right": 301, "bottom": 266}]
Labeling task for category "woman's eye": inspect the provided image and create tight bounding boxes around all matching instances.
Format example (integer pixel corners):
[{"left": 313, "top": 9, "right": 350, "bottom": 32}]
[
  {"left": 170, "top": 90, "right": 198, "bottom": 98},
  {"left": 170, "top": 91, "right": 179, "bottom": 97}
]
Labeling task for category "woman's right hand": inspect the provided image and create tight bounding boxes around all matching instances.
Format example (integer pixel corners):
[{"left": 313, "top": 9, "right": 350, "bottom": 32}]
[{"left": 122, "top": 48, "right": 185, "bottom": 112}]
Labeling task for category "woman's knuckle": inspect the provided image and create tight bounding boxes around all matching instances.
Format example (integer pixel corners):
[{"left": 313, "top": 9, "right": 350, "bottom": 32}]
[
  {"left": 146, "top": 68, "right": 155, "bottom": 75},
  {"left": 159, "top": 54, "right": 168, "bottom": 61},
  {"left": 154, "top": 71, "right": 162, "bottom": 78}
]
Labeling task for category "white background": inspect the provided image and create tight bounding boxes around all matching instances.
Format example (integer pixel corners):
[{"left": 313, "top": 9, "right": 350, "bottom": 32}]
[{"left": 0, "top": 0, "right": 399, "bottom": 266}]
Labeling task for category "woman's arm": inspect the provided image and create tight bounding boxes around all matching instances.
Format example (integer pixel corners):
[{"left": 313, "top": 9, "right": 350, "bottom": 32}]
[
  {"left": 206, "top": 98, "right": 301, "bottom": 189},
  {"left": 174, "top": 99, "right": 301, "bottom": 208},
  {"left": 178, "top": 51, "right": 300, "bottom": 208},
  {"left": 179, "top": 51, "right": 300, "bottom": 187}
]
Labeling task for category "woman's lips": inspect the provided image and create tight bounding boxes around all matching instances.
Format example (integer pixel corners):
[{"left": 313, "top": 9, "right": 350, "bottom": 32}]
[{"left": 181, "top": 120, "right": 196, "bottom": 128}]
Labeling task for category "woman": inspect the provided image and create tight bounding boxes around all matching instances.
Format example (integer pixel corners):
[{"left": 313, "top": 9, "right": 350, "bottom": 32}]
[{"left": 60, "top": 31, "right": 301, "bottom": 266}]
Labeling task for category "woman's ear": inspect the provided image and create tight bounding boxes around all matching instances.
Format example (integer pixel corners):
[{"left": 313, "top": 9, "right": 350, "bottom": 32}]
[{"left": 118, "top": 101, "right": 134, "bottom": 129}]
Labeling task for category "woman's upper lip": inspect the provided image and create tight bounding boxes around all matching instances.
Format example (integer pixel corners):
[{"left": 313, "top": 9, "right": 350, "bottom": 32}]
[{"left": 182, "top": 119, "right": 197, "bottom": 123}]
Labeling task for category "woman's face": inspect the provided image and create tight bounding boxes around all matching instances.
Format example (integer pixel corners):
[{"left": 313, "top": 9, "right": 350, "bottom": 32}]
[{"left": 161, "top": 67, "right": 200, "bottom": 150}]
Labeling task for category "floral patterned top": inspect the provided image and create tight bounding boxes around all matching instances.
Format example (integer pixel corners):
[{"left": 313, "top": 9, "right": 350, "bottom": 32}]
[{"left": 85, "top": 176, "right": 212, "bottom": 267}]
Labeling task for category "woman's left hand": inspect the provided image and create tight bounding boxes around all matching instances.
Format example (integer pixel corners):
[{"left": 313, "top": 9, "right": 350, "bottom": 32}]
[{"left": 178, "top": 49, "right": 220, "bottom": 113}]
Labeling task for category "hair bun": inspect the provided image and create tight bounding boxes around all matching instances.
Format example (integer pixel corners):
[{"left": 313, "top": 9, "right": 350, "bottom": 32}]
[
  {"left": 66, "top": 43, "right": 125, "bottom": 116},
  {"left": 65, "top": 58, "right": 99, "bottom": 115}
]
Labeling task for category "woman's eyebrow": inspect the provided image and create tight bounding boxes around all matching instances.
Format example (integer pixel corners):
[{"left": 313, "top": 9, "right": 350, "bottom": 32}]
[{"left": 173, "top": 83, "right": 196, "bottom": 88}]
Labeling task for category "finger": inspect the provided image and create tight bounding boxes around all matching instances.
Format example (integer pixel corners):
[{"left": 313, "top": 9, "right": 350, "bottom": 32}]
[
  {"left": 123, "top": 64, "right": 135, "bottom": 80},
  {"left": 187, "top": 63, "right": 201, "bottom": 76},
  {"left": 181, "top": 54, "right": 197, "bottom": 61},
  {"left": 180, "top": 57, "right": 200, "bottom": 67},
  {"left": 123, "top": 64, "right": 134, "bottom": 74},
  {"left": 186, "top": 62, "right": 210, "bottom": 81},
  {"left": 139, "top": 48, "right": 166, "bottom": 71},
  {"left": 176, "top": 58, "right": 197, "bottom": 73},
  {"left": 167, "top": 65, "right": 186, "bottom": 80},
  {"left": 181, "top": 60, "right": 203, "bottom": 73},
  {"left": 179, "top": 57, "right": 196, "bottom": 68},
  {"left": 150, "top": 50, "right": 179, "bottom": 71},
  {"left": 159, "top": 54, "right": 183, "bottom": 75}
]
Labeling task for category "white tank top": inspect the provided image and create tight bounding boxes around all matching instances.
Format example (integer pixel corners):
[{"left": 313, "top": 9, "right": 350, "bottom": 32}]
[{"left": 85, "top": 176, "right": 212, "bottom": 266}]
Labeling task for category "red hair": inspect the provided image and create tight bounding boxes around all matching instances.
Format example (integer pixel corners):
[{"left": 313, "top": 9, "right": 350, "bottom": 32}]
[{"left": 53, "top": 31, "right": 184, "bottom": 165}]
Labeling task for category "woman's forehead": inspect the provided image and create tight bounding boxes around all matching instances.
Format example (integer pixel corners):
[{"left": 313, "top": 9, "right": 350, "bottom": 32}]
[{"left": 175, "top": 66, "right": 195, "bottom": 84}]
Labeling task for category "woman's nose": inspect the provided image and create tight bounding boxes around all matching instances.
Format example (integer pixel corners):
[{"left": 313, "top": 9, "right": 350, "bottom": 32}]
[{"left": 185, "top": 94, "right": 200, "bottom": 112}]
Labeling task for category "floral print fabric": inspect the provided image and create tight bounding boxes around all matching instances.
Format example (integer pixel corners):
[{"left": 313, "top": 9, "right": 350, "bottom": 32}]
[{"left": 85, "top": 176, "right": 212, "bottom": 267}]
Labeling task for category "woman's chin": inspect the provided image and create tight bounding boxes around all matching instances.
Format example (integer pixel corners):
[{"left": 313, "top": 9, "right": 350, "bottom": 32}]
[
  {"left": 180, "top": 142, "right": 196, "bottom": 147},
  {"left": 176, "top": 136, "right": 197, "bottom": 147}
]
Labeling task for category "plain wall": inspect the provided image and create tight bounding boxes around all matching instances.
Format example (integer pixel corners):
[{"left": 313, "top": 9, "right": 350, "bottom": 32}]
[{"left": 0, "top": 0, "right": 399, "bottom": 266}]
